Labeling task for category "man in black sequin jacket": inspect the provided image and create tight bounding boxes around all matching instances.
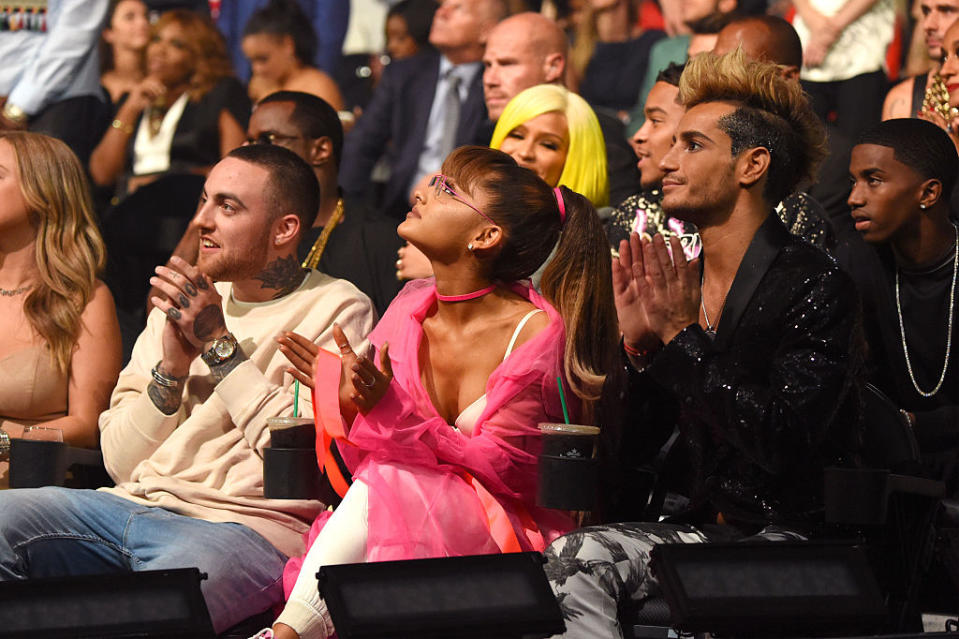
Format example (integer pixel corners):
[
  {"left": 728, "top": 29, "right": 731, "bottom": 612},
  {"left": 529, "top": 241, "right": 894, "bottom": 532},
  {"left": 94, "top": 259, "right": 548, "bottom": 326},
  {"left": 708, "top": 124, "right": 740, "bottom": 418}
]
[{"left": 544, "top": 50, "right": 863, "bottom": 639}]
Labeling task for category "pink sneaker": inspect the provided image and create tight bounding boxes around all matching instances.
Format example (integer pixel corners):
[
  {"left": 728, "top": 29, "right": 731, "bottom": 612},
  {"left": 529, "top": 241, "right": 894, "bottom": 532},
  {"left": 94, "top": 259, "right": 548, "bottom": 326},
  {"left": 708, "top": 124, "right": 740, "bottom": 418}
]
[{"left": 248, "top": 629, "right": 273, "bottom": 639}]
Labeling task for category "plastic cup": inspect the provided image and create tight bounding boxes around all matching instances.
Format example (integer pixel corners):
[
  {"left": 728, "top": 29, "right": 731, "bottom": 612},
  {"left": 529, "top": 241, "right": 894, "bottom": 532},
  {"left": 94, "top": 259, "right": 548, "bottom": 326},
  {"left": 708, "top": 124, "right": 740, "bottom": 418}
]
[{"left": 267, "top": 416, "right": 314, "bottom": 449}]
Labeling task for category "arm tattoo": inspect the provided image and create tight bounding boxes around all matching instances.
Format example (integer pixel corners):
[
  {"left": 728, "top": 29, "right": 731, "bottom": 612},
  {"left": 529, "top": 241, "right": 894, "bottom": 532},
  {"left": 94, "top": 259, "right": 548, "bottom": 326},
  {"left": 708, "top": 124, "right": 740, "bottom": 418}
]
[
  {"left": 193, "top": 304, "right": 227, "bottom": 342},
  {"left": 254, "top": 255, "right": 305, "bottom": 299},
  {"left": 209, "top": 349, "right": 249, "bottom": 383},
  {"left": 148, "top": 380, "right": 182, "bottom": 415}
]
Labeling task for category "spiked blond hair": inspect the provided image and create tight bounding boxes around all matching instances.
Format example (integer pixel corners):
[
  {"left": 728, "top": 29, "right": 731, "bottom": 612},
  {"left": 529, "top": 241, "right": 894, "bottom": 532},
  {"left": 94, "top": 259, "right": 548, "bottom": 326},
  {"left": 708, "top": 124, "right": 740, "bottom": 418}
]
[{"left": 679, "top": 49, "right": 827, "bottom": 204}]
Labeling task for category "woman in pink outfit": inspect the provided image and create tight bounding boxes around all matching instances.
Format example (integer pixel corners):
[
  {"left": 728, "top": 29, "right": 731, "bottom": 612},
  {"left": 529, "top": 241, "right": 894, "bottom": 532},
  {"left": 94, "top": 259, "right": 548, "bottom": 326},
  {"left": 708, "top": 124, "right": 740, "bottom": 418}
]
[{"left": 260, "top": 145, "right": 618, "bottom": 639}]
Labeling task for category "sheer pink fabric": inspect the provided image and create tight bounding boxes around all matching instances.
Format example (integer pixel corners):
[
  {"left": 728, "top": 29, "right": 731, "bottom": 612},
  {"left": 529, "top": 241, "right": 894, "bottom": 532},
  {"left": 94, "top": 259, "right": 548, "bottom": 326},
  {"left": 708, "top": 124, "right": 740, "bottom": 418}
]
[{"left": 283, "top": 279, "right": 577, "bottom": 595}]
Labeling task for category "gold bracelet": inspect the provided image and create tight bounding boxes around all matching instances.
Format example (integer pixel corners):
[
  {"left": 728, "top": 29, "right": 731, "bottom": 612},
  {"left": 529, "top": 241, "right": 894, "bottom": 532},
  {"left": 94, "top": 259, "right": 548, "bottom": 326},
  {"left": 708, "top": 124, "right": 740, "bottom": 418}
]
[
  {"left": 111, "top": 118, "right": 134, "bottom": 134},
  {"left": 2, "top": 102, "right": 27, "bottom": 124}
]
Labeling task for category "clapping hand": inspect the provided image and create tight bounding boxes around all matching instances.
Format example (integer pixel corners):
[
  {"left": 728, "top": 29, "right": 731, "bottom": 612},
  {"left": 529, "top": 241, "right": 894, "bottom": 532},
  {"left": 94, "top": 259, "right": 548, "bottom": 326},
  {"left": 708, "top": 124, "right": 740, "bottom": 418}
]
[
  {"left": 149, "top": 256, "right": 226, "bottom": 376},
  {"left": 332, "top": 324, "right": 393, "bottom": 419},
  {"left": 612, "top": 233, "right": 700, "bottom": 351}
]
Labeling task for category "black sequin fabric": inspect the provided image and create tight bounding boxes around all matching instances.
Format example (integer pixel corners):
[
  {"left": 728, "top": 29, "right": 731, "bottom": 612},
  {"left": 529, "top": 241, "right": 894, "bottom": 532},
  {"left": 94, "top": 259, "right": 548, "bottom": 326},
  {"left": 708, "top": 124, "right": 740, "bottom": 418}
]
[
  {"left": 623, "top": 216, "right": 863, "bottom": 531},
  {"left": 607, "top": 190, "right": 835, "bottom": 257}
]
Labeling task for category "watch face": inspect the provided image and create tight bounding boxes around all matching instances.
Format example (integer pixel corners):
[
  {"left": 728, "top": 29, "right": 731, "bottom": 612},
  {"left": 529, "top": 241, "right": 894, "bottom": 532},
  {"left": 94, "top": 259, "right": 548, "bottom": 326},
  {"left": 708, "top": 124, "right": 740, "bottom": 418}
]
[{"left": 214, "top": 338, "right": 235, "bottom": 360}]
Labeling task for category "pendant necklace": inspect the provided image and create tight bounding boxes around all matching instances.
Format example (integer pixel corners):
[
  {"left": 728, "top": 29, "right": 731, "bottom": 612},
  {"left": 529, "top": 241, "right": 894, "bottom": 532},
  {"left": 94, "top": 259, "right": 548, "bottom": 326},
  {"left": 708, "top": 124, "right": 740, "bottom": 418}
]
[
  {"left": 700, "top": 274, "right": 727, "bottom": 336},
  {"left": 895, "top": 223, "right": 958, "bottom": 397}
]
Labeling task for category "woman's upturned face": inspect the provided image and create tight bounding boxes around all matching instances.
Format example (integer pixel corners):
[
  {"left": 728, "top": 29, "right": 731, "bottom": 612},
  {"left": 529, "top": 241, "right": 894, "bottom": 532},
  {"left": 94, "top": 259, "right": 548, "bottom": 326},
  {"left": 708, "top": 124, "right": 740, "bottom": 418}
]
[
  {"left": 940, "top": 21, "right": 959, "bottom": 107},
  {"left": 147, "top": 22, "right": 194, "bottom": 88},
  {"left": 106, "top": 0, "right": 150, "bottom": 52},
  {"left": 386, "top": 15, "right": 419, "bottom": 60},
  {"left": 497, "top": 111, "right": 570, "bottom": 187},
  {"left": 242, "top": 33, "right": 296, "bottom": 85},
  {"left": 0, "top": 141, "right": 31, "bottom": 234}
]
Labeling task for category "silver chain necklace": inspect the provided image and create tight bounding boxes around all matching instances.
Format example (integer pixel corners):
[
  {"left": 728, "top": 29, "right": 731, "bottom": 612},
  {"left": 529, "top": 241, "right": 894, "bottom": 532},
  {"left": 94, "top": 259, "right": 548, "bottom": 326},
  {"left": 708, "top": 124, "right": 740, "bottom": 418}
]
[
  {"left": 0, "top": 284, "right": 31, "bottom": 297},
  {"left": 700, "top": 273, "right": 727, "bottom": 336},
  {"left": 895, "top": 223, "right": 958, "bottom": 398}
]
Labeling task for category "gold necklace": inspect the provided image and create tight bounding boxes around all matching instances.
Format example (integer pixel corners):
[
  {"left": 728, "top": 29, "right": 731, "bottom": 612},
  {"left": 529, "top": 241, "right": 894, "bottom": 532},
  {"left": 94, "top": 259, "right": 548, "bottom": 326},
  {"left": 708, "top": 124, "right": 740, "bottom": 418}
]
[{"left": 302, "top": 198, "right": 345, "bottom": 269}]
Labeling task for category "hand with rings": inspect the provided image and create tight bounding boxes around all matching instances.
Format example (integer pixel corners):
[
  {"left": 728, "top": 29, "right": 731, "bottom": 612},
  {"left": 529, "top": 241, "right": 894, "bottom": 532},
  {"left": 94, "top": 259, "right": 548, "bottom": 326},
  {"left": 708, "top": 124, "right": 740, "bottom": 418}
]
[
  {"left": 395, "top": 242, "right": 433, "bottom": 281},
  {"left": 149, "top": 256, "right": 226, "bottom": 376},
  {"left": 276, "top": 330, "right": 319, "bottom": 389},
  {"left": 332, "top": 323, "right": 393, "bottom": 418}
]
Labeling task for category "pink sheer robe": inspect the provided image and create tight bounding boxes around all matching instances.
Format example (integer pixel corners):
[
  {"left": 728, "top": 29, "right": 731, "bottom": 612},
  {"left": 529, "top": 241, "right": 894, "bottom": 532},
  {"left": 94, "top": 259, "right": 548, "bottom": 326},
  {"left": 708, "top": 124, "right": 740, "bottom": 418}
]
[{"left": 283, "top": 279, "right": 577, "bottom": 594}]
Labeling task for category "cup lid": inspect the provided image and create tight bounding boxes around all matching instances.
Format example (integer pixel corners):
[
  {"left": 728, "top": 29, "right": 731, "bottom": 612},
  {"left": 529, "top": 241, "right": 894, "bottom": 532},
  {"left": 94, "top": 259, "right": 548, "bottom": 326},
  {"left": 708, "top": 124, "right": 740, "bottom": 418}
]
[
  {"left": 267, "top": 416, "right": 314, "bottom": 428},
  {"left": 538, "top": 423, "right": 600, "bottom": 435}
]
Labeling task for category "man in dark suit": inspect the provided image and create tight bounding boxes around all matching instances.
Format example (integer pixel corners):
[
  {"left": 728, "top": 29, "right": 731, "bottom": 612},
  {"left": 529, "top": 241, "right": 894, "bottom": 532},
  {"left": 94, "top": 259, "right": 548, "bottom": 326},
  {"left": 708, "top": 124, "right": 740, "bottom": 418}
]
[
  {"left": 545, "top": 50, "right": 863, "bottom": 637},
  {"left": 339, "top": 0, "right": 508, "bottom": 221}
]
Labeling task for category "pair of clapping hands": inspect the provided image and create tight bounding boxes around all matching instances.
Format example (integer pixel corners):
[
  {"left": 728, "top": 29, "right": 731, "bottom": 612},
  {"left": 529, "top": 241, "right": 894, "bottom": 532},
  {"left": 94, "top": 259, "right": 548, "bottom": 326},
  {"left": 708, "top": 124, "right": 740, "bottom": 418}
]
[
  {"left": 276, "top": 326, "right": 393, "bottom": 418},
  {"left": 613, "top": 232, "right": 702, "bottom": 355}
]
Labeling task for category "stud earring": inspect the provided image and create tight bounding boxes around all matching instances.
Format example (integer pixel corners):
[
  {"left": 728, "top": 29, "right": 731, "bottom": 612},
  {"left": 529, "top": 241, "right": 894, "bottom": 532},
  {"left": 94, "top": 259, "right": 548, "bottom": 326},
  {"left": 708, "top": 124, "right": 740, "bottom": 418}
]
[
  {"left": 467, "top": 243, "right": 474, "bottom": 251},
  {"left": 920, "top": 203, "right": 928, "bottom": 210}
]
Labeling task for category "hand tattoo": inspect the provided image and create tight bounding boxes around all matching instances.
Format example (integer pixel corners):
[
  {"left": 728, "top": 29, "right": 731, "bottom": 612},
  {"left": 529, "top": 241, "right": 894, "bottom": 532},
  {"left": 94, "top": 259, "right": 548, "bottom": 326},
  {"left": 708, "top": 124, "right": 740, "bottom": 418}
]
[
  {"left": 254, "top": 255, "right": 305, "bottom": 299},
  {"left": 196, "top": 276, "right": 209, "bottom": 290},
  {"left": 166, "top": 307, "right": 182, "bottom": 320},
  {"left": 193, "top": 304, "right": 226, "bottom": 342},
  {"left": 148, "top": 380, "right": 182, "bottom": 415},
  {"left": 184, "top": 282, "right": 198, "bottom": 296},
  {"left": 178, "top": 294, "right": 190, "bottom": 308}
]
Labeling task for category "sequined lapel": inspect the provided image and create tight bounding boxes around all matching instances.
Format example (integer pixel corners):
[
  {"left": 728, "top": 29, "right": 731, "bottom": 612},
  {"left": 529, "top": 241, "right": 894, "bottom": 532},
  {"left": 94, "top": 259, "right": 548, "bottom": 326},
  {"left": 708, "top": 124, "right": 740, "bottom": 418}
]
[{"left": 713, "top": 214, "right": 791, "bottom": 348}]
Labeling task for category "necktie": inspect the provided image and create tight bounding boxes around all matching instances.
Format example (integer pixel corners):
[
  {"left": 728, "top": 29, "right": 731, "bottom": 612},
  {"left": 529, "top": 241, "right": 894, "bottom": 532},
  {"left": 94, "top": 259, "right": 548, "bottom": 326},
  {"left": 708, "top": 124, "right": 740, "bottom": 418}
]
[{"left": 440, "top": 71, "right": 462, "bottom": 161}]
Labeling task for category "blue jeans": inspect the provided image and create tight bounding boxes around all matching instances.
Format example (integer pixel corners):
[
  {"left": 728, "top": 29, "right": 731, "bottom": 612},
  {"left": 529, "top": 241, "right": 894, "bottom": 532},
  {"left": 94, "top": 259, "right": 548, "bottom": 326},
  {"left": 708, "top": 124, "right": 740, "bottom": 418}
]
[{"left": 0, "top": 487, "right": 289, "bottom": 633}]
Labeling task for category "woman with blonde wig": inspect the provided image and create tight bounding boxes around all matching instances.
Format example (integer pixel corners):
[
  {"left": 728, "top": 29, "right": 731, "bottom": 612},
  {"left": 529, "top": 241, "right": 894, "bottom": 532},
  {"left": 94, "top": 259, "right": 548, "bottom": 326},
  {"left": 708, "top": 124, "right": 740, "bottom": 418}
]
[
  {"left": 397, "top": 84, "right": 609, "bottom": 279},
  {"left": 0, "top": 132, "right": 122, "bottom": 481},
  {"left": 491, "top": 84, "right": 609, "bottom": 207}
]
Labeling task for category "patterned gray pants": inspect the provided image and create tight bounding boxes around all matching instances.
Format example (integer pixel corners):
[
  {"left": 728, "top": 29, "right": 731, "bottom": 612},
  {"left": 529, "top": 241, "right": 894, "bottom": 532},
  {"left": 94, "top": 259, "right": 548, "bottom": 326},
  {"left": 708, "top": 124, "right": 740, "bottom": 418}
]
[{"left": 544, "top": 522, "right": 805, "bottom": 638}]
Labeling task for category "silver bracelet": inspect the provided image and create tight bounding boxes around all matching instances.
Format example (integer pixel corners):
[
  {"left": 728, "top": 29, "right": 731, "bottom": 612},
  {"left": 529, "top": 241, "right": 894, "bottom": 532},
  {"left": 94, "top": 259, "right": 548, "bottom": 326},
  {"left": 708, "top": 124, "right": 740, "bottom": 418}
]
[{"left": 151, "top": 362, "right": 183, "bottom": 388}]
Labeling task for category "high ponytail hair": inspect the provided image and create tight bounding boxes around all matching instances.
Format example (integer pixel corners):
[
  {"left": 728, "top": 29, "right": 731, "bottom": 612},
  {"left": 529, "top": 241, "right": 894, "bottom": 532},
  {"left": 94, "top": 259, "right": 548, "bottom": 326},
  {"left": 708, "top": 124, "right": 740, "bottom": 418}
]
[
  {"left": 540, "top": 186, "right": 618, "bottom": 419},
  {"left": 442, "top": 147, "right": 618, "bottom": 420}
]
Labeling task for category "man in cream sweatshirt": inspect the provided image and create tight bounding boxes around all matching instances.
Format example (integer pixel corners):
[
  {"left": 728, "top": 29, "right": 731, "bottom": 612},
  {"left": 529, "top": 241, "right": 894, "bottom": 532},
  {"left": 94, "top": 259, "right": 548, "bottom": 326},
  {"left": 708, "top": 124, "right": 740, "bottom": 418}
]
[{"left": 0, "top": 144, "right": 376, "bottom": 633}]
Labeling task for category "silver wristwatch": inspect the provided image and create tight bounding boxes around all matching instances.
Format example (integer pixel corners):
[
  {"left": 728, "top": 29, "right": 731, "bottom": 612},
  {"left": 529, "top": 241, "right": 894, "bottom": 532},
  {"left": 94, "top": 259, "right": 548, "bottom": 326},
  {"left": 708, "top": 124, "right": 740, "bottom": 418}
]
[
  {"left": 201, "top": 333, "right": 239, "bottom": 367},
  {"left": 0, "top": 427, "right": 10, "bottom": 458}
]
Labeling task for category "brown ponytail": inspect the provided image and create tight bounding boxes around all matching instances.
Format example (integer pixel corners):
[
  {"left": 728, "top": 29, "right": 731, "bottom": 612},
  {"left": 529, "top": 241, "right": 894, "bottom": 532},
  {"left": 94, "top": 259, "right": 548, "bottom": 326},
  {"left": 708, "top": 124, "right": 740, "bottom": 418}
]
[
  {"left": 540, "top": 186, "right": 618, "bottom": 421},
  {"left": 443, "top": 148, "right": 618, "bottom": 420}
]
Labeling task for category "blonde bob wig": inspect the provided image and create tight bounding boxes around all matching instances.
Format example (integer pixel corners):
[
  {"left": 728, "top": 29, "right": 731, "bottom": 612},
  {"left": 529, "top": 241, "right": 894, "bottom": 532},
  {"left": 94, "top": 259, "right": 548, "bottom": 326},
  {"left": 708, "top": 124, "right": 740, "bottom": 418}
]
[
  {"left": 490, "top": 84, "right": 609, "bottom": 207},
  {"left": 1, "top": 132, "right": 106, "bottom": 374}
]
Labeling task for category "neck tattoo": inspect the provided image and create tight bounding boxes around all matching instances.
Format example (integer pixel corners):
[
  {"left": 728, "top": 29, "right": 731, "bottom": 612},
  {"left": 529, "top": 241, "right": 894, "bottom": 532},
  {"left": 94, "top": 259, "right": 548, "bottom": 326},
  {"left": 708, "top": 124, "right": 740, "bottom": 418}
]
[
  {"left": 254, "top": 254, "right": 308, "bottom": 299},
  {"left": 0, "top": 284, "right": 31, "bottom": 297},
  {"left": 895, "top": 223, "right": 958, "bottom": 398}
]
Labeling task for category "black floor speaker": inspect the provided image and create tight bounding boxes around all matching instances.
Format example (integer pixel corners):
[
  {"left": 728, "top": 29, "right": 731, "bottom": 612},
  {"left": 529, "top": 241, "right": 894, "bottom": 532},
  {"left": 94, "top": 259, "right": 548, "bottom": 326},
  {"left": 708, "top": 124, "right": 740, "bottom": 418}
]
[{"left": 0, "top": 567, "right": 215, "bottom": 638}]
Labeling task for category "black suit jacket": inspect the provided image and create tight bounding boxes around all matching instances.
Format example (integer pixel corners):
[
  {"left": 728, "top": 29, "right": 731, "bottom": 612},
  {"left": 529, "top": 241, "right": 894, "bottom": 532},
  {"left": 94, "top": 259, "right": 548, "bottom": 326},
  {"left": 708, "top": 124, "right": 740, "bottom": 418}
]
[
  {"left": 339, "top": 51, "right": 489, "bottom": 220},
  {"left": 617, "top": 215, "right": 864, "bottom": 531}
]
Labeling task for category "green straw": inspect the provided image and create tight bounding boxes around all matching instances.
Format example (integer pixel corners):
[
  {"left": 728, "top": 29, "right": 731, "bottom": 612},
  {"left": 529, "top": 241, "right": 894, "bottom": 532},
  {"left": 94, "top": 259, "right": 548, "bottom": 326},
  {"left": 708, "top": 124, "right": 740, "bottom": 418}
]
[
  {"left": 556, "top": 376, "right": 570, "bottom": 424},
  {"left": 293, "top": 379, "right": 300, "bottom": 418}
]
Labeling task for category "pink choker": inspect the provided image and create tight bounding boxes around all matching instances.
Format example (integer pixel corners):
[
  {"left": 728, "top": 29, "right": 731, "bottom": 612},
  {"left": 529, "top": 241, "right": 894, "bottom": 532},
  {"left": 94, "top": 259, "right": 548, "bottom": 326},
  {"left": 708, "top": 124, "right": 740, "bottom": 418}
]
[{"left": 436, "top": 284, "right": 497, "bottom": 302}]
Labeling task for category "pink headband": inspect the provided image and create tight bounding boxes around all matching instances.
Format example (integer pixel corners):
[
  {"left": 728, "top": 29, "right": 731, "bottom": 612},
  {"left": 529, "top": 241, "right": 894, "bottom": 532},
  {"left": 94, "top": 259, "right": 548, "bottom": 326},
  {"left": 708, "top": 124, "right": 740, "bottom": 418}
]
[{"left": 554, "top": 187, "right": 566, "bottom": 225}]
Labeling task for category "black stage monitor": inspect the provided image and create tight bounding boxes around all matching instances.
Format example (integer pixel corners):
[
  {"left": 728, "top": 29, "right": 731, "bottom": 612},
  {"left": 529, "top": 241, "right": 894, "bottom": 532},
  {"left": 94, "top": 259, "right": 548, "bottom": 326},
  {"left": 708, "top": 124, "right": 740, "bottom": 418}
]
[
  {"left": 650, "top": 542, "right": 887, "bottom": 637},
  {"left": 0, "top": 568, "right": 215, "bottom": 638},
  {"left": 318, "top": 551, "right": 565, "bottom": 639}
]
